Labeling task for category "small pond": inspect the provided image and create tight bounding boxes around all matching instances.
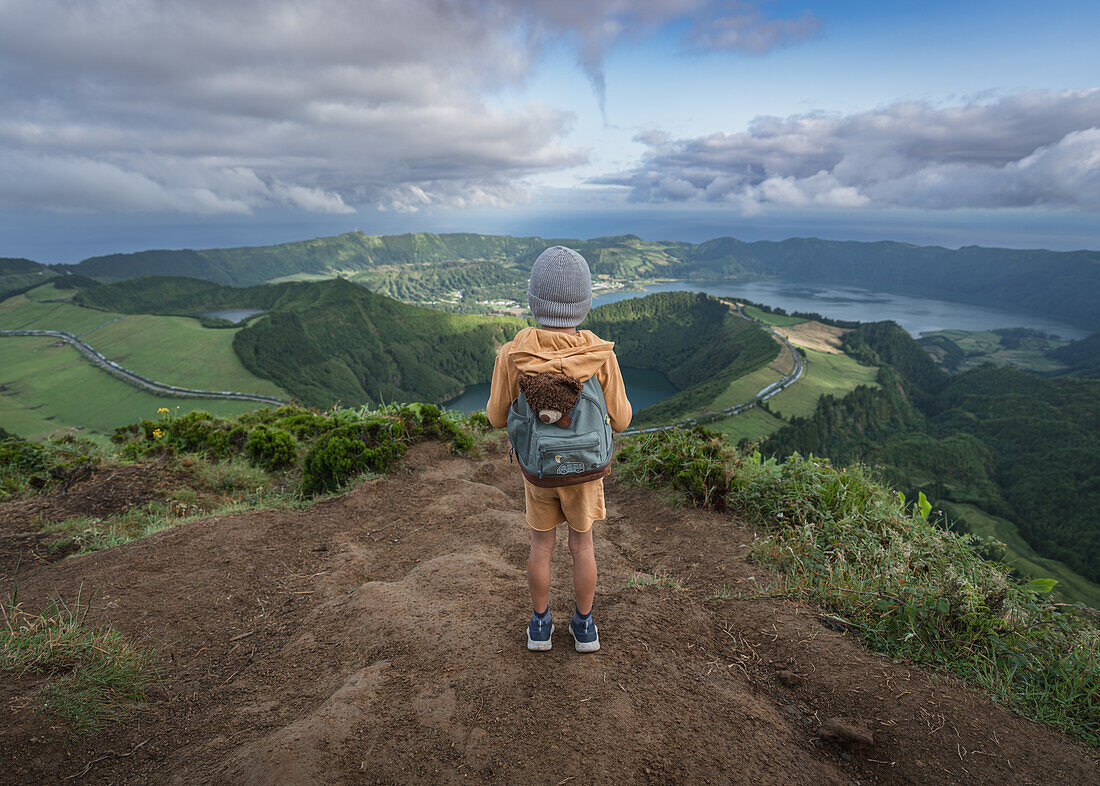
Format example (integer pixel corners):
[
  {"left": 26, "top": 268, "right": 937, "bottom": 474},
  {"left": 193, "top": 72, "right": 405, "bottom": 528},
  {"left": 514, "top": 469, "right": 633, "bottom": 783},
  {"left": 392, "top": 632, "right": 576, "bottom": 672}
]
[
  {"left": 199, "top": 309, "right": 265, "bottom": 324},
  {"left": 441, "top": 366, "right": 678, "bottom": 415}
]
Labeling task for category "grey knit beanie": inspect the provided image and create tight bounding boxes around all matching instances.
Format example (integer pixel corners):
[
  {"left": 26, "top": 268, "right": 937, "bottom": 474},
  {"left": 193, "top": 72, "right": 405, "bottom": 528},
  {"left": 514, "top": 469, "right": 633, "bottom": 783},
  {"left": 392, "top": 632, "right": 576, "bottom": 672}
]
[{"left": 527, "top": 245, "right": 592, "bottom": 328}]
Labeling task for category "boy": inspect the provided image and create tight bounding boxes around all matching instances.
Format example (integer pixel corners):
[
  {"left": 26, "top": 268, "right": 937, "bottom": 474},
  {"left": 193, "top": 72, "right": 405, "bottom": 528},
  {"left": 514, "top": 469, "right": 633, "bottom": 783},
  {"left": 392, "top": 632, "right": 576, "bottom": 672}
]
[{"left": 487, "top": 246, "right": 632, "bottom": 653}]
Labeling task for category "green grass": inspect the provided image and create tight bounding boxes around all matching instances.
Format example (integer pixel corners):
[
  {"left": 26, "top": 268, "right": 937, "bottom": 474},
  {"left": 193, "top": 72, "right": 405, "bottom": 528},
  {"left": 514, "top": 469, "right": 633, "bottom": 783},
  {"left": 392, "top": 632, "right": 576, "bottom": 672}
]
[
  {"left": 1, "top": 588, "right": 157, "bottom": 730},
  {"left": 23, "top": 282, "right": 74, "bottom": 301},
  {"left": 707, "top": 407, "right": 786, "bottom": 442},
  {"left": 741, "top": 305, "right": 806, "bottom": 326},
  {"left": 768, "top": 348, "right": 880, "bottom": 419},
  {"left": 0, "top": 336, "right": 264, "bottom": 441},
  {"left": 0, "top": 294, "right": 287, "bottom": 397},
  {"left": 87, "top": 314, "right": 287, "bottom": 396},
  {"left": 0, "top": 295, "right": 123, "bottom": 334},
  {"left": 617, "top": 429, "right": 1100, "bottom": 747},
  {"left": 709, "top": 365, "right": 784, "bottom": 410},
  {"left": 624, "top": 571, "right": 683, "bottom": 590},
  {"left": 945, "top": 502, "right": 1100, "bottom": 610}
]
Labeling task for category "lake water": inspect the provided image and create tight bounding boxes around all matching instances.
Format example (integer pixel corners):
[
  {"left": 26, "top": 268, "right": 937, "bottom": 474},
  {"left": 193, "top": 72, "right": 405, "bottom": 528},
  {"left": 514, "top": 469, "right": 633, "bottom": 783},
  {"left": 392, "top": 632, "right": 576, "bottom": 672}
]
[
  {"left": 199, "top": 309, "right": 265, "bottom": 324},
  {"left": 594, "top": 280, "right": 1088, "bottom": 340},
  {"left": 442, "top": 366, "right": 678, "bottom": 415}
]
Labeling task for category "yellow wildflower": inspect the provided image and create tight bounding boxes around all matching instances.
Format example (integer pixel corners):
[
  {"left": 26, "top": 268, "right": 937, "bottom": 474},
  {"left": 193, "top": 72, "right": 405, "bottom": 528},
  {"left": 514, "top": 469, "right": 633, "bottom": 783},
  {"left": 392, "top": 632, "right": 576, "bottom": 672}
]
[
  {"left": 153, "top": 428, "right": 163, "bottom": 439},
  {"left": 157, "top": 407, "right": 170, "bottom": 415}
]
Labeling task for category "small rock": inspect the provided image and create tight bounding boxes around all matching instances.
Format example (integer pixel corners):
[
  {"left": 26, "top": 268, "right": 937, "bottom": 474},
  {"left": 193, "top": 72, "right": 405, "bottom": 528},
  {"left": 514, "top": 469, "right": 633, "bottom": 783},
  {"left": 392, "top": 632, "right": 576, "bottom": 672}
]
[
  {"left": 783, "top": 704, "right": 800, "bottom": 718},
  {"left": 775, "top": 669, "right": 799, "bottom": 687},
  {"left": 816, "top": 718, "right": 874, "bottom": 747}
]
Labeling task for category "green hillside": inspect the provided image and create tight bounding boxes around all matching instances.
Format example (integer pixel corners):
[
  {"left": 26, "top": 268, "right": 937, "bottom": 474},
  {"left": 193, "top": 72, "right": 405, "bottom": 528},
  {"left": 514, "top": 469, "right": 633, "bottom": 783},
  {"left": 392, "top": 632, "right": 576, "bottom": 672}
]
[
  {"left": 0, "top": 335, "right": 262, "bottom": 441},
  {"left": 0, "top": 286, "right": 287, "bottom": 397},
  {"left": 761, "top": 322, "right": 1100, "bottom": 605},
  {"left": 78, "top": 276, "right": 530, "bottom": 408},
  {"left": 65, "top": 232, "right": 1100, "bottom": 330},
  {"left": 583, "top": 292, "right": 780, "bottom": 424},
  {"left": 1050, "top": 331, "right": 1100, "bottom": 377},
  {"left": 0, "top": 257, "right": 57, "bottom": 299}
]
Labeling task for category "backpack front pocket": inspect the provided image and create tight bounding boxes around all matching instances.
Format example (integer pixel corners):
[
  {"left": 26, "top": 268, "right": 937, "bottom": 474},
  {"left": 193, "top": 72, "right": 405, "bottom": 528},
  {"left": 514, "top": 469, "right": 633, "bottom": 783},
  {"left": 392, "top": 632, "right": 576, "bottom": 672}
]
[{"left": 535, "top": 436, "right": 601, "bottom": 478}]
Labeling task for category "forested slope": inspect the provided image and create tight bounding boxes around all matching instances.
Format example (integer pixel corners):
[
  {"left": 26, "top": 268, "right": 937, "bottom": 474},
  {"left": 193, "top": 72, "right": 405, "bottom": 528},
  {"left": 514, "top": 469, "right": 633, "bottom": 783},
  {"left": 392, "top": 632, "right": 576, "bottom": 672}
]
[
  {"left": 584, "top": 291, "right": 779, "bottom": 424},
  {"left": 66, "top": 232, "right": 1100, "bottom": 329},
  {"left": 1050, "top": 331, "right": 1100, "bottom": 377},
  {"left": 762, "top": 322, "right": 1100, "bottom": 588}
]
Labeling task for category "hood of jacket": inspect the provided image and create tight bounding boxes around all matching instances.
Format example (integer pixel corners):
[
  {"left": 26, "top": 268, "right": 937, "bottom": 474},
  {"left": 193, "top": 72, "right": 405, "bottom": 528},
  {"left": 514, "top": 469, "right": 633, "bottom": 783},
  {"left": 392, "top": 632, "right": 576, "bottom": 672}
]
[{"left": 508, "top": 327, "right": 614, "bottom": 382}]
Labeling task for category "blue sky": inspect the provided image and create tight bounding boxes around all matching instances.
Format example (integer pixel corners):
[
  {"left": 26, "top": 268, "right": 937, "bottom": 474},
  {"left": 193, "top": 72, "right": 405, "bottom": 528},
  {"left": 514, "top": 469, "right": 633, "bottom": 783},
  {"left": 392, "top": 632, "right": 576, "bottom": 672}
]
[{"left": 2, "top": 0, "right": 1099, "bottom": 262}]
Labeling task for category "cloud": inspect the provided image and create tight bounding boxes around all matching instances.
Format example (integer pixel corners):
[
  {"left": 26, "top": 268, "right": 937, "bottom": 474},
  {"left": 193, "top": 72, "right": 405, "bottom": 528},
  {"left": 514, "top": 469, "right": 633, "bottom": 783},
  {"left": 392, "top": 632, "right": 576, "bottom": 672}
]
[
  {"left": 599, "top": 90, "right": 1100, "bottom": 211},
  {"left": 0, "top": 0, "right": 816, "bottom": 215},
  {"left": 688, "top": 7, "right": 821, "bottom": 53},
  {"left": 509, "top": 1, "right": 820, "bottom": 112}
]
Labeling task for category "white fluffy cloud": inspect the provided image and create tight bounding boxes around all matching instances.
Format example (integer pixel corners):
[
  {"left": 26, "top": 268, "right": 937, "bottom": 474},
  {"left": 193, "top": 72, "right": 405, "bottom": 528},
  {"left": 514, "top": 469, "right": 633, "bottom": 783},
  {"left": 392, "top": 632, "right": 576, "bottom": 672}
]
[
  {"left": 601, "top": 91, "right": 1100, "bottom": 212},
  {"left": 0, "top": 0, "right": 816, "bottom": 214}
]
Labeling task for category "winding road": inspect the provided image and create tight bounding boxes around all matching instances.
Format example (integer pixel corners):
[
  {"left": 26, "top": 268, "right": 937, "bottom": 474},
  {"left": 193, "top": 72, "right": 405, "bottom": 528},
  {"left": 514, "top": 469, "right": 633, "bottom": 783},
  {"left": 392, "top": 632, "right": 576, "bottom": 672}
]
[
  {"left": 0, "top": 328, "right": 288, "bottom": 406},
  {"left": 621, "top": 300, "right": 805, "bottom": 435}
]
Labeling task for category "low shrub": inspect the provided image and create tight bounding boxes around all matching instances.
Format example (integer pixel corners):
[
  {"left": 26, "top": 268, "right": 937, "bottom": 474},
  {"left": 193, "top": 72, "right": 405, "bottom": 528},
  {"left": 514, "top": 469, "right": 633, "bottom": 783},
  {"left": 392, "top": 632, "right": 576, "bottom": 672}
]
[
  {"left": 0, "top": 435, "right": 103, "bottom": 500},
  {"left": 246, "top": 426, "right": 298, "bottom": 470},
  {"left": 300, "top": 418, "right": 407, "bottom": 496}
]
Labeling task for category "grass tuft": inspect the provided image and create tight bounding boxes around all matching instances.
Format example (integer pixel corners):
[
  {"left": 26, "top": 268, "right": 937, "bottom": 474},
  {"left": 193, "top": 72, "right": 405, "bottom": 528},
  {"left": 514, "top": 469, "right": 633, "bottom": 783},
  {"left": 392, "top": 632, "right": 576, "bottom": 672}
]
[
  {"left": 624, "top": 571, "right": 682, "bottom": 591},
  {"left": 1, "top": 586, "right": 157, "bottom": 731}
]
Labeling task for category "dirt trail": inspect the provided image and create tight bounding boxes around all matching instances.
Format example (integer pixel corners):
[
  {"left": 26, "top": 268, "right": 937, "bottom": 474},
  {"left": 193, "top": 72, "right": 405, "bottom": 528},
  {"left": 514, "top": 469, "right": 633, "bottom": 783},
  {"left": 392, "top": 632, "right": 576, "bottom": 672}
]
[{"left": 2, "top": 438, "right": 1096, "bottom": 784}]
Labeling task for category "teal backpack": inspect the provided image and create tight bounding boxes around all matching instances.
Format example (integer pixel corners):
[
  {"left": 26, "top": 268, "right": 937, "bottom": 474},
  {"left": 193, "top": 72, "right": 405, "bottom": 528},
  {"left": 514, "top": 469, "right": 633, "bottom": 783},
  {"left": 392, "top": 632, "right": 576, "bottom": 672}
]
[{"left": 507, "top": 375, "right": 614, "bottom": 487}]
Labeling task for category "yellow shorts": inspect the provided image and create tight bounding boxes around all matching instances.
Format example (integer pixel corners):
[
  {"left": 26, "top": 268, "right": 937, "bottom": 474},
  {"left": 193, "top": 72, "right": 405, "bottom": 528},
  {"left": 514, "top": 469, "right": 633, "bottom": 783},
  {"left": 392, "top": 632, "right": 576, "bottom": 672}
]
[{"left": 524, "top": 478, "right": 606, "bottom": 533}]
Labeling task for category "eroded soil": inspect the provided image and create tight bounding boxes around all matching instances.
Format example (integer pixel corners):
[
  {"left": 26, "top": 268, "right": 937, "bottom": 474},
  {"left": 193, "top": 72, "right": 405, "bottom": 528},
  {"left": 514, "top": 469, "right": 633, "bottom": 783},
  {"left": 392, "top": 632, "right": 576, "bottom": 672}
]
[{"left": 1, "top": 438, "right": 1096, "bottom": 784}]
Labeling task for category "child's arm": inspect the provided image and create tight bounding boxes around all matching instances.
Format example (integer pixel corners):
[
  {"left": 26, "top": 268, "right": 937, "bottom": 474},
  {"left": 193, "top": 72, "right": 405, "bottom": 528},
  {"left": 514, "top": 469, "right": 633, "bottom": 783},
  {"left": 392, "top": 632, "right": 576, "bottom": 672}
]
[
  {"left": 596, "top": 352, "right": 633, "bottom": 432},
  {"left": 486, "top": 343, "right": 518, "bottom": 429}
]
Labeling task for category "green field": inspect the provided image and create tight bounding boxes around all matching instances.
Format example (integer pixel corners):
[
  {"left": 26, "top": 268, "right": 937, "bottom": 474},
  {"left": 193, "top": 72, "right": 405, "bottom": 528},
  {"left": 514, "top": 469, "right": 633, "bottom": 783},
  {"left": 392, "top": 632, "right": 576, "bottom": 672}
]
[
  {"left": 768, "top": 348, "right": 880, "bottom": 419},
  {"left": 0, "top": 337, "right": 265, "bottom": 441},
  {"left": 0, "top": 290, "right": 287, "bottom": 397},
  {"left": 741, "top": 305, "right": 806, "bottom": 327},
  {"left": 0, "top": 294, "right": 124, "bottom": 334},
  {"left": 919, "top": 328, "right": 1069, "bottom": 374},
  {"left": 709, "top": 365, "right": 784, "bottom": 410},
  {"left": 944, "top": 502, "right": 1100, "bottom": 610},
  {"left": 22, "top": 281, "right": 74, "bottom": 301},
  {"left": 87, "top": 315, "right": 287, "bottom": 396},
  {"left": 706, "top": 406, "right": 786, "bottom": 442}
]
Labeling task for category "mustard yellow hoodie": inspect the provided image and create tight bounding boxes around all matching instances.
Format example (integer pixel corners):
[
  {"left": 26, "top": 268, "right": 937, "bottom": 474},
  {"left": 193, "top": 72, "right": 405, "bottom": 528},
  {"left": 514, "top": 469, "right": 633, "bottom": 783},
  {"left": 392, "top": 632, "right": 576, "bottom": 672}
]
[{"left": 486, "top": 327, "right": 632, "bottom": 433}]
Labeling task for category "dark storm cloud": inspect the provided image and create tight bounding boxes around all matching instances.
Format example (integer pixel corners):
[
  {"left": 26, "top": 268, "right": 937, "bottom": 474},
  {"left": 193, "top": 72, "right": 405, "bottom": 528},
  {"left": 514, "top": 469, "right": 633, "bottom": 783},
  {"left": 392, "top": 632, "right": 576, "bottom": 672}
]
[
  {"left": 600, "top": 91, "right": 1100, "bottom": 212},
  {"left": 0, "top": 0, "right": 816, "bottom": 215}
]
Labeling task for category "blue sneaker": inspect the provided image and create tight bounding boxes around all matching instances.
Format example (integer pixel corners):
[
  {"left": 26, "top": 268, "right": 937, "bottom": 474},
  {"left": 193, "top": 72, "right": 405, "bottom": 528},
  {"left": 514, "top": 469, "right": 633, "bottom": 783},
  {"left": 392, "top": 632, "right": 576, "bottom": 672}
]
[
  {"left": 527, "top": 610, "right": 554, "bottom": 651},
  {"left": 570, "top": 609, "right": 600, "bottom": 653}
]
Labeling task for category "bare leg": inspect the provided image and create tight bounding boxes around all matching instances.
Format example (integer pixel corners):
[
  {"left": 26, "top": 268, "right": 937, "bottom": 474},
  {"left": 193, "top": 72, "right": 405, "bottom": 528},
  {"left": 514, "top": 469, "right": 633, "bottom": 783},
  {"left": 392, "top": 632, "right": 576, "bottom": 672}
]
[
  {"left": 567, "top": 527, "right": 597, "bottom": 616},
  {"left": 528, "top": 528, "right": 557, "bottom": 613}
]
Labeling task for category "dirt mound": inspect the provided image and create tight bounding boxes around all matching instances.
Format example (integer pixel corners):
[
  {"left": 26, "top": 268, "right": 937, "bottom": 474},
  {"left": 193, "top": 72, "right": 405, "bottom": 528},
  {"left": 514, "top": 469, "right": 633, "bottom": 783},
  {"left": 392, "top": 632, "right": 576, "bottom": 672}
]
[
  {"left": 0, "top": 462, "right": 184, "bottom": 573},
  {"left": 0, "top": 462, "right": 177, "bottom": 528},
  {"left": 2, "top": 439, "right": 1096, "bottom": 784}
]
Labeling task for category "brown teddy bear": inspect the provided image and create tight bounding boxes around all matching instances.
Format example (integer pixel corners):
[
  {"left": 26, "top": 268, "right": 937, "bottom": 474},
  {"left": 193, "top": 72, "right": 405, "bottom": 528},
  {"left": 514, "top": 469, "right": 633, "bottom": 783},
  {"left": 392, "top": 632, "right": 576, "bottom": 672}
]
[{"left": 518, "top": 372, "right": 583, "bottom": 427}]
